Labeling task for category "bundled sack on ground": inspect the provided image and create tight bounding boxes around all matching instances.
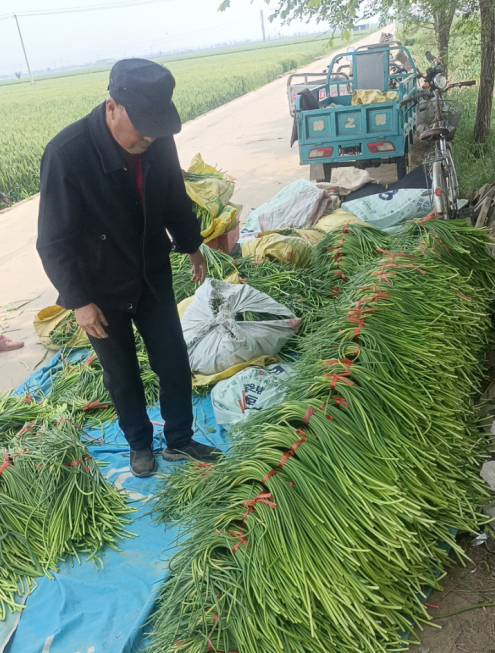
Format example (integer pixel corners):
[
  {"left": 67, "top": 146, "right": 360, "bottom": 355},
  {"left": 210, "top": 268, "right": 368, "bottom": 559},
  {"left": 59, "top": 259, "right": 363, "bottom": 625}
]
[
  {"left": 183, "top": 154, "right": 235, "bottom": 232},
  {"left": 241, "top": 232, "right": 313, "bottom": 268},
  {"left": 239, "top": 179, "right": 334, "bottom": 244},
  {"left": 211, "top": 362, "right": 294, "bottom": 427},
  {"left": 34, "top": 306, "right": 89, "bottom": 350},
  {"left": 341, "top": 188, "right": 431, "bottom": 231},
  {"left": 181, "top": 278, "right": 301, "bottom": 376},
  {"left": 314, "top": 209, "right": 364, "bottom": 232}
]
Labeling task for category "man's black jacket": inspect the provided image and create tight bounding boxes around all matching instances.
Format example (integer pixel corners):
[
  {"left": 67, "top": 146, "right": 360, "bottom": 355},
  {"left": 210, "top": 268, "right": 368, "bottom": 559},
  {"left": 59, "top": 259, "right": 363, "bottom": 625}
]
[{"left": 37, "top": 102, "right": 202, "bottom": 312}]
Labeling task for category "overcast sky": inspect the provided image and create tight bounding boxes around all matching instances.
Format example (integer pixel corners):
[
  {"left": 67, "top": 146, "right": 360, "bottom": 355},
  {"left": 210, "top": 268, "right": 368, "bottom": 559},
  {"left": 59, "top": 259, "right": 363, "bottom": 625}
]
[{"left": 0, "top": 0, "right": 330, "bottom": 76}]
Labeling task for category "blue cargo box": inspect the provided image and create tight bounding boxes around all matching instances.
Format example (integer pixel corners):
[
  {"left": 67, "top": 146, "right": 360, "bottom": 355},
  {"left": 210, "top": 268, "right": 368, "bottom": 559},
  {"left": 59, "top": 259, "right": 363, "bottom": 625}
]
[{"left": 295, "top": 44, "right": 418, "bottom": 181}]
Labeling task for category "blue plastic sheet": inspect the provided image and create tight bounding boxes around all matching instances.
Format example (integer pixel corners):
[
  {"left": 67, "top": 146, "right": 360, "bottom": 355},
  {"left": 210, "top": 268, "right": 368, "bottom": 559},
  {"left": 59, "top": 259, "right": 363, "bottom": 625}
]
[{"left": 1, "top": 352, "right": 229, "bottom": 653}]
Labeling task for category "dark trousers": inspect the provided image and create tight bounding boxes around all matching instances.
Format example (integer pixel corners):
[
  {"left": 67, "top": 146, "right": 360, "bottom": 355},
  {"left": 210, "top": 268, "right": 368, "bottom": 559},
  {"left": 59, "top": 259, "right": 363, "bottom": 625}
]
[{"left": 88, "top": 283, "right": 193, "bottom": 451}]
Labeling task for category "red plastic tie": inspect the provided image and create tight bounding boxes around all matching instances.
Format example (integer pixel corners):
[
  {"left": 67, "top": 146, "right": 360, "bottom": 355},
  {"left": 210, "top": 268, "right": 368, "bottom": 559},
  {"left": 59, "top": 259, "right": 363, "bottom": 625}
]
[
  {"left": 278, "top": 433, "right": 308, "bottom": 468},
  {"left": 82, "top": 400, "right": 109, "bottom": 411},
  {"left": 56, "top": 417, "right": 81, "bottom": 430},
  {"left": 0, "top": 452, "right": 12, "bottom": 476},
  {"left": 16, "top": 422, "right": 35, "bottom": 438},
  {"left": 242, "top": 492, "right": 277, "bottom": 520},
  {"left": 64, "top": 456, "right": 92, "bottom": 471},
  {"left": 229, "top": 529, "right": 250, "bottom": 553},
  {"left": 348, "top": 305, "right": 375, "bottom": 318},
  {"left": 324, "top": 357, "right": 353, "bottom": 371},
  {"left": 64, "top": 456, "right": 92, "bottom": 472},
  {"left": 416, "top": 211, "right": 438, "bottom": 226},
  {"left": 82, "top": 354, "right": 98, "bottom": 368},
  {"left": 324, "top": 372, "right": 353, "bottom": 391},
  {"left": 375, "top": 248, "right": 410, "bottom": 263},
  {"left": 24, "top": 394, "right": 32, "bottom": 404},
  {"left": 456, "top": 292, "right": 472, "bottom": 301},
  {"left": 363, "top": 290, "right": 391, "bottom": 304},
  {"left": 261, "top": 469, "right": 277, "bottom": 484},
  {"left": 353, "top": 344, "right": 361, "bottom": 356},
  {"left": 11, "top": 450, "right": 30, "bottom": 459},
  {"left": 429, "top": 232, "right": 452, "bottom": 257},
  {"left": 207, "top": 637, "right": 238, "bottom": 653},
  {"left": 371, "top": 266, "right": 395, "bottom": 285},
  {"left": 302, "top": 406, "right": 316, "bottom": 424},
  {"left": 194, "top": 461, "right": 214, "bottom": 477},
  {"left": 334, "top": 397, "right": 349, "bottom": 409},
  {"left": 384, "top": 262, "right": 426, "bottom": 275}
]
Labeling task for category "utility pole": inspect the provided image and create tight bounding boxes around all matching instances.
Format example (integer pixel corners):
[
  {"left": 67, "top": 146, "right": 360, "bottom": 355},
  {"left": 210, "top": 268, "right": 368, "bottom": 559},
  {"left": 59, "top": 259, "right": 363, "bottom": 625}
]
[
  {"left": 13, "top": 14, "right": 34, "bottom": 85},
  {"left": 260, "top": 9, "right": 266, "bottom": 42}
]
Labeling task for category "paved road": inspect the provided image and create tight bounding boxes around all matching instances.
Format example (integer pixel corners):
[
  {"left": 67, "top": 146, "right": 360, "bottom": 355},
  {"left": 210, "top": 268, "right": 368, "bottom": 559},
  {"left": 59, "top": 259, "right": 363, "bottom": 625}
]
[{"left": 0, "top": 25, "right": 394, "bottom": 391}]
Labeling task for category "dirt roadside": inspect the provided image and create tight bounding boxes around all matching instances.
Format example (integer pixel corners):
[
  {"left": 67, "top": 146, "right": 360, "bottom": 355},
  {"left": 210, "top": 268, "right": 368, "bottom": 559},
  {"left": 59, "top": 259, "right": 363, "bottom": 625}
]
[{"left": 408, "top": 535, "right": 495, "bottom": 653}]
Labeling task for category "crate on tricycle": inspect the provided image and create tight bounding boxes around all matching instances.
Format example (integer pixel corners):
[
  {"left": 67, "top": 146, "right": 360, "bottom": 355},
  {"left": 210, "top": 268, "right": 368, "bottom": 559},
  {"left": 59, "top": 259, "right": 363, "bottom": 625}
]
[{"left": 295, "top": 43, "right": 418, "bottom": 181}]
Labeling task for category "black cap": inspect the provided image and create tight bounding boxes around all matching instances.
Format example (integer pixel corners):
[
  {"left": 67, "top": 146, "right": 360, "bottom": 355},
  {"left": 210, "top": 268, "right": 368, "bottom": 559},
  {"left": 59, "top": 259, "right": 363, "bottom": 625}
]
[{"left": 108, "top": 59, "right": 181, "bottom": 138}]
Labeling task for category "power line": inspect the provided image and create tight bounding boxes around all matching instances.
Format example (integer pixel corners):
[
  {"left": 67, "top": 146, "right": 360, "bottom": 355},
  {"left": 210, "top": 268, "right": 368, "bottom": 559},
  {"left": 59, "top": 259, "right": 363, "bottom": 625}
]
[{"left": 0, "top": 0, "right": 174, "bottom": 21}]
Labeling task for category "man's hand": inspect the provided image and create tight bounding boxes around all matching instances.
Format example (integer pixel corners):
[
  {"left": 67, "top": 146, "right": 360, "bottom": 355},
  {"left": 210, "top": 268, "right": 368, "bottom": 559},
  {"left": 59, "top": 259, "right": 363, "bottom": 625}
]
[
  {"left": 75, "top": 303, "right": 109, "bottom": 339},
  {"left": 188, "top": 249, "right": 207, "bottom": 284}
]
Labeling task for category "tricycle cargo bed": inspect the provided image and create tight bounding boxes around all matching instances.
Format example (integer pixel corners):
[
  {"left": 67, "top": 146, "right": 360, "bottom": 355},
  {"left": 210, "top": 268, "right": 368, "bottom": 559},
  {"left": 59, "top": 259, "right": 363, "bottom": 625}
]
[
  {"left": 301, "top": 100, "right": 397, "bottom": 140},
  {"left": 295, "top": 45, "right": 418, "bottom": 177}
]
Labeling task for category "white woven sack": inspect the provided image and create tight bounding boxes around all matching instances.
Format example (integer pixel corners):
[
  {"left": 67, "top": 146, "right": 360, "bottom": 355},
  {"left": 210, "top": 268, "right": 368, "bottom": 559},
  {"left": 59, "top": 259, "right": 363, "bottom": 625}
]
[
  {"left": 211, "top": 363, "right": 294, "bottom": 427},
  {"left": 181, "top": 279, "right": 301, "bottom": 375}
]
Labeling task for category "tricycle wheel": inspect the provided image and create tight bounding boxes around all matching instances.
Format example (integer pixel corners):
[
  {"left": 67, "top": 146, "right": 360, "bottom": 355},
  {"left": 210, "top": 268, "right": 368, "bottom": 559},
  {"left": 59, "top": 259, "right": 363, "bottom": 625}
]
[{"left": 396, "top": 141, "right": 410, "bottom": 180}]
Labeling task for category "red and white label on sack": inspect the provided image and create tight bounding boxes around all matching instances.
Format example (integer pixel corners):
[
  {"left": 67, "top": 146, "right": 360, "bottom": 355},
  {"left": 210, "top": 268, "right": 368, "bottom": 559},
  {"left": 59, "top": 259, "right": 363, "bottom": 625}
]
[{"left": 318, "top": 88, "right": 327, "bottom": 101}]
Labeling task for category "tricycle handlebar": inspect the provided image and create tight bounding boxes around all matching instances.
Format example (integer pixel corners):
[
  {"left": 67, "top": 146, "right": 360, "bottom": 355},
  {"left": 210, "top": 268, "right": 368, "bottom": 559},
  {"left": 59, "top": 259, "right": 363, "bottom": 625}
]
[
  {"left": 401, "top": 79, "right": 476, "bottom": 107},
  {"left": 441, "top": 80, "right": 476, "bottom": 93}
]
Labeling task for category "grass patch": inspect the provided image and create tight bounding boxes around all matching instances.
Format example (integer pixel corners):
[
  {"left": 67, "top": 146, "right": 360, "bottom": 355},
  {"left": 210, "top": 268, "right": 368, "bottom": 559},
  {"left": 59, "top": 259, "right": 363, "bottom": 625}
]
[
  {"left": 450, "top": 90, "right": 495, "bottom": 194},
  {"left": 399, "top": 23, "right": 493, "bottom": 193}
]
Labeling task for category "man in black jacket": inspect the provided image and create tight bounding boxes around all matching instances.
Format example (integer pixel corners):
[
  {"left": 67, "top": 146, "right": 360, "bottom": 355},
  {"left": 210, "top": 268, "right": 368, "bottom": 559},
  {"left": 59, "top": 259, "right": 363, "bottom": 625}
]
[{"left": 37, "top": 59, "right": 219, "bottom": 477}]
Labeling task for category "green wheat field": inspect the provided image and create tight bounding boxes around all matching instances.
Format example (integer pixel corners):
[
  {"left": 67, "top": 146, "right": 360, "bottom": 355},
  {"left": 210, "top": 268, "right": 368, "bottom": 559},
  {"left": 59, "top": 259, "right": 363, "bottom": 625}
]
[{"left": 0, "top": 32, "right": 370, "bottom": 204}]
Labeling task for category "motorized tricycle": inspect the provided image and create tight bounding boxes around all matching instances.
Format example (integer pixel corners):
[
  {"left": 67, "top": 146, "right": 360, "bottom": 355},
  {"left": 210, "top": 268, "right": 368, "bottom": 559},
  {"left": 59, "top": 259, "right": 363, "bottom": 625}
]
[{"left": 294, "top": 43, "right": 418, "bottom": 181}]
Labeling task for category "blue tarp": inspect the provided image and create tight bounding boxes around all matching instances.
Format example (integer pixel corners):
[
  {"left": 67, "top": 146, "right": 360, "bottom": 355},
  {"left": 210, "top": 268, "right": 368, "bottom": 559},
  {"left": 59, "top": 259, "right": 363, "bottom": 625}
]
[{"left": 1, "top": 352, "right": 229, "bottom": 653}]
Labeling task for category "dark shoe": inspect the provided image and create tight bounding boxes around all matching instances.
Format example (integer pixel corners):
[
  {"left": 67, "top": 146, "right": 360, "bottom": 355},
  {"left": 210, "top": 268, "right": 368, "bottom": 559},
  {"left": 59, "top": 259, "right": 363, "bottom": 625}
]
[
  {"left": 162, "top": 439, "right": 221, "bottom": 463},
  {"left": 130, "top": 447, "right": 157, "bottom": 477}
]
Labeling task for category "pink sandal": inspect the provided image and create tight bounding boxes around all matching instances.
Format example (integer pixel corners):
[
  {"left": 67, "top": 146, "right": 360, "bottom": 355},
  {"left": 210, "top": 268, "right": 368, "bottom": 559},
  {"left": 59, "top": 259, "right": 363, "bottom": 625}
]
[{"left": 0, "top": 334, "right": 24, "bottom": 352}]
